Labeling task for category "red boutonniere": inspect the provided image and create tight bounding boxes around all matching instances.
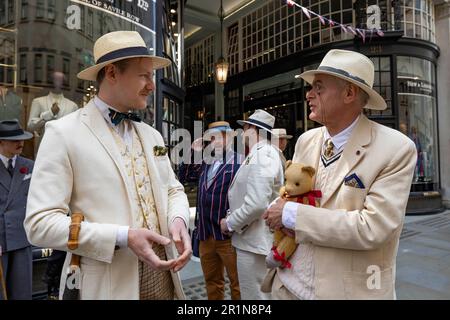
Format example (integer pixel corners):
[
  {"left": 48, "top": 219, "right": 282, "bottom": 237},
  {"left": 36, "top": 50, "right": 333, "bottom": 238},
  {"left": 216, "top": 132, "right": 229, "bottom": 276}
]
[{"left": 20, "top": 167, "right": 29, "bottom": 174}]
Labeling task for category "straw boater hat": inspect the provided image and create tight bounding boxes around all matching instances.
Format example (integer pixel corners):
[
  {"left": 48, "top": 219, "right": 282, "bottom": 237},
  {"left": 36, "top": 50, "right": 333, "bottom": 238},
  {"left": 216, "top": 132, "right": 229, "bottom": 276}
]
[
  {"left": 203, "top": 121, "right": 235, "bottom": 141},
  {"left": 300, "top": 49, "right": 387, "bottom": 110},
  {"left": 0, "top": 120, "right": 33, "bottom": 140},
  {"left": 272, "top": 128, "right": 292, "bottom": 139},
  {"left": 77, "top": 31, "right": 171, "bottom": 81},
  {"left": 237, "top": 109, "right": 275, "bottom": 134}
]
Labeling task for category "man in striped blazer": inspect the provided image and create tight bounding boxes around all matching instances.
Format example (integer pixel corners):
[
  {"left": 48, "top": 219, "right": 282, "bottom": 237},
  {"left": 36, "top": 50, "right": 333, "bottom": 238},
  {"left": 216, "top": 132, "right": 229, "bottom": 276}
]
[{"left": 179, "top": 121, "right": 242, "bottom": 300}]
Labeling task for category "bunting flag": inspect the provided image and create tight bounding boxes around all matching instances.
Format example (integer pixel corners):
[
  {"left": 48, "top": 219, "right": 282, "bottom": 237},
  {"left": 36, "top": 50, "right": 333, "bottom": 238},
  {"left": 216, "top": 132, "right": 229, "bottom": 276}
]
[
  {"left": 301, "top": 6, "right": 311, "bottom": 19},
  {"left": 285, "top": 0, "right": 385, "bottom": 40}
]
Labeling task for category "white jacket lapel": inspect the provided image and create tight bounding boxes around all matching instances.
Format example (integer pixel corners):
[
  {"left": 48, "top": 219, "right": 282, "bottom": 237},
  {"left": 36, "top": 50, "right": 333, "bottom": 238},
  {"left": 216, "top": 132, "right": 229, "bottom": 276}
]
[{"left": 80, "top": 101, "right": 132, "bottom": 200}]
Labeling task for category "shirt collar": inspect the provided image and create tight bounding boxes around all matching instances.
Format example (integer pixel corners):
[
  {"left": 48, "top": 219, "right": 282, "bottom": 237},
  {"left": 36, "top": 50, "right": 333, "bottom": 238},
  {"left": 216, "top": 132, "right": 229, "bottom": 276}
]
[
  {"left": 324, "top": 115, "right": 360, "bottom": 151},
  {"left": 0, "top": 154, "right": 17, "bottom": 169},
  {"left": 94, "top": 96, "right": 119, "bottom": 127}
]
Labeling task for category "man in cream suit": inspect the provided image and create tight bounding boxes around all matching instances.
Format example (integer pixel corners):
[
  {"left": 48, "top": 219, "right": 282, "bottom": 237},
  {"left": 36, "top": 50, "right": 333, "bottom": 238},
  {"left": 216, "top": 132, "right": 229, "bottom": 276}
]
[
  {"left": 220, "top": 110, "right": 284, "bottom": 300},
  {"left": 25, "top": 31, "right": 192, "bottom": 300},
  {"left": 263, "top": 50, "right": 417, "bottom": 300}
]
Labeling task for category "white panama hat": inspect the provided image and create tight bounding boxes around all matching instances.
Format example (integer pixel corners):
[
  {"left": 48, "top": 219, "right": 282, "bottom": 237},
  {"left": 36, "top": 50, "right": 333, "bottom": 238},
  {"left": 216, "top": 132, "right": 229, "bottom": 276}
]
[
  {"left": 272, "top": 128, "right": 293, "bottom": 139},
  {"left": 300, "top": 49, "right": 387, "bottom": 110},
  {"left": 237, "top": 109, "right": 275, "bottom": 134},
  {"left": 77, "top": 31, "right": 171, "bottom": 81}
]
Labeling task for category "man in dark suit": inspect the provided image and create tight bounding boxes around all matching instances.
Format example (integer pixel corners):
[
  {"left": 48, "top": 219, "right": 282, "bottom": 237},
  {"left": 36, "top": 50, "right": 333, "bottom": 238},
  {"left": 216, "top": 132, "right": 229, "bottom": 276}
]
[
  {"left": 179, "top": 121, "right": 242, "bottom": 300},
  {"left": 0, "top": 120, "right": 34, "bottom": 300}
]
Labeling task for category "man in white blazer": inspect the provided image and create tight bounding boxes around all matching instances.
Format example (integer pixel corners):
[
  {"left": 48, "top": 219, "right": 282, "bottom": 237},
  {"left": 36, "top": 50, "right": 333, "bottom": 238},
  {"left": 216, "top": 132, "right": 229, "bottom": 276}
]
[
  {"left": 220, "top": 110, "right": 284, "bottom": 300},
  {"left": 263, "top": 50, "right": 417, "bottom": 299},
  {"left": 24, "top": 31, "right": 192, "bottom": 300}
]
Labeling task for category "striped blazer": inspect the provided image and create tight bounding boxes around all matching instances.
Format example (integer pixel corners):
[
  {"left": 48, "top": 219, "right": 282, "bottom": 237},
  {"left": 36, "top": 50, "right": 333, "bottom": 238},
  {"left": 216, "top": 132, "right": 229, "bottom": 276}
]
[{"left": 179, "top": 151, "right": 243, "bottom": 241}]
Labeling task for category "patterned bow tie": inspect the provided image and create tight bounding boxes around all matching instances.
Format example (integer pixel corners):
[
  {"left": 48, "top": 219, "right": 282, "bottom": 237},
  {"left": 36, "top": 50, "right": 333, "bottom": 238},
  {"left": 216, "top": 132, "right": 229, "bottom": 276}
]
[{"left": 108, "top": 108, "right": 142, "bottom": 126}]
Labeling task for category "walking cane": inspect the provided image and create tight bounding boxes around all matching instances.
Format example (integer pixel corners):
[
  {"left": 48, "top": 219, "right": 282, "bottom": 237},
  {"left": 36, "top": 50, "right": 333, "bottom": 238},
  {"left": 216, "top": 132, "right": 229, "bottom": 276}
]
[
  {"left": 62, "top": 212, "right": 84, "bottom": 300},
  {"left": 0, "top": 246, "right": 7, "bottom": 300}
]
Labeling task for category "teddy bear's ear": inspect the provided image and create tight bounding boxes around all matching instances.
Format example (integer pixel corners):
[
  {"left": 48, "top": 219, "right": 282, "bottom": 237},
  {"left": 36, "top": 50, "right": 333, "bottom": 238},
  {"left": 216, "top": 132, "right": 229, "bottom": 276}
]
[
  {"left": 302, "top": 166, "right": 316, "bottom": 177},
  {"left": 285, "top": 160, "right": 292, "bottom": 169}
]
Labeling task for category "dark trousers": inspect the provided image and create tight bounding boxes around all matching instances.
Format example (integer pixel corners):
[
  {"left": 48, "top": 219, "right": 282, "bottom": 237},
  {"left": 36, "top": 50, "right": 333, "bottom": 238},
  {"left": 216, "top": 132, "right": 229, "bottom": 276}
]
[
  {"left": 199, "top": 237, "right": 240, "bottom": 300},
  {"left": 0, "top": 246, "right": 32, "bottom": 300}
]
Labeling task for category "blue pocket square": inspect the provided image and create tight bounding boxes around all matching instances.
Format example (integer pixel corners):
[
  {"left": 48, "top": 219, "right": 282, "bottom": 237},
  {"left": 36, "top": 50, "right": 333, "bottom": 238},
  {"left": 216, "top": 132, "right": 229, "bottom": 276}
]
[{"left": 344, "top": 173, "right": 365, "bottom": 189}]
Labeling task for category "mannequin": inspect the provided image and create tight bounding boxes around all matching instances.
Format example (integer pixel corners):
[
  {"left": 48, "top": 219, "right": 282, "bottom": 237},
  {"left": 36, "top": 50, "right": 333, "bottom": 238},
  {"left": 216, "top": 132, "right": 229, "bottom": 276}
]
[
  {"left": 0, "top": 85, "right": 24, "bottom": 123},
  {"left": 27, "top": 72, "right": 78, "bottom": 151}
]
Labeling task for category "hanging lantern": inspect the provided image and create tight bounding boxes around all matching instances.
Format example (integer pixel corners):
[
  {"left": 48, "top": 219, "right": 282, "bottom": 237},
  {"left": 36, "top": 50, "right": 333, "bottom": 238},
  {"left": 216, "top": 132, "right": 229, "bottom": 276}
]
[
  {"left": 215, "top": 0, "right": 228, "bottom": 84},
  {"left": 215, "top": 56, "right": 229, "bottom": 84}
]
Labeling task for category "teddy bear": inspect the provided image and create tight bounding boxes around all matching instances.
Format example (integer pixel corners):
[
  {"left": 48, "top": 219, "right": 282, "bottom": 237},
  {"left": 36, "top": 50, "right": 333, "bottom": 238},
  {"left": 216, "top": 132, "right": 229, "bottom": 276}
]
[{"left": 265, "top": 161, "right": 322, "bottom": 269}]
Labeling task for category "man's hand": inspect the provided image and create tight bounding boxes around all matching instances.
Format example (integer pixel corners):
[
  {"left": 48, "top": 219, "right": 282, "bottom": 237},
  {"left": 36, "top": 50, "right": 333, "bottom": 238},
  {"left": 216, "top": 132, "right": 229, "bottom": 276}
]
[
  {"left": 191, "top": 138, "right": 204, "bottom": 152},
  {"left": 220, "top": 218, "right": 232, "bottom": 236},
  {"left": 262, "top": 197, "right": 287, "bottom": 231},
  {"left": 169, "top": 217, "right": 192, "bottom": 272},
  {"left": 51, "top": 102, "right": 60, "bottom": 115},
  {"left": 128, "top": 228, "right": 176, "bottom": 271}
]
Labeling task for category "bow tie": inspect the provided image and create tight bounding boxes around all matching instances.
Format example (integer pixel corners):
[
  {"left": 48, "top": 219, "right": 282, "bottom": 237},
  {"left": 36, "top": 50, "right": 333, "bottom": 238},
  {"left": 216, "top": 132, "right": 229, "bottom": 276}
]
[{"left": 108, "top": 108, "right": 142, "bottom": 126}]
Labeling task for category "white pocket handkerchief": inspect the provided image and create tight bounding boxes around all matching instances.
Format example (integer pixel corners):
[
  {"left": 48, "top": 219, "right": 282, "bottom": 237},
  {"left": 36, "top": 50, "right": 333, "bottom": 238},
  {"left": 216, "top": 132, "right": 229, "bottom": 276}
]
[{"left": 23, "top": 174, "right": 32, "bottom": 181}]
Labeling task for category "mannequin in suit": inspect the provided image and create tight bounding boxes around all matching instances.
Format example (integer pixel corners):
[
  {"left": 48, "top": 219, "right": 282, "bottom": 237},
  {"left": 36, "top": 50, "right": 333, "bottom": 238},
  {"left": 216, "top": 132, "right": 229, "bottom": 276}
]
[{"left": 27, "top": 71, "right": 78, "bottom": 152}]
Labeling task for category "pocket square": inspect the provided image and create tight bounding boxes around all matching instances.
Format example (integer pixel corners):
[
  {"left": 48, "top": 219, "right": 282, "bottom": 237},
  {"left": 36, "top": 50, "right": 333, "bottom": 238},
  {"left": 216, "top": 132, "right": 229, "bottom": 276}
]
[
  {"left": 153, "top": 145, "right": 168, "bottom": 156},
  {"left": 344, "top": 173, "right": 365, "bottom": 189},
  {"left": 23, "top": 173, "right": 32, "bottom": 181}
]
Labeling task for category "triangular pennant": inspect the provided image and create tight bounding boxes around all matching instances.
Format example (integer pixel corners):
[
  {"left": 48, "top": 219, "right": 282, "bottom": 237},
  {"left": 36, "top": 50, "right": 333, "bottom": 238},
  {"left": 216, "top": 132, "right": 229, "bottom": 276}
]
[
  {"left": 329, "top": 19, "right": 335, "bottom": 27},
  {"left": 347, "top": 26, "right": 357, "bottom": 35},
  {"left": 319, "top": 15, "right": 326, "bottom": 25},
  {"left": 341, "top": 24, "right": 348, "bottom": 33},
  {"left": 286, "top": 0, "right": 296, "bottom": 7},
  {"left": 301, "top": 6, "right": 311, "bottom": 19},
  {"left": 357, "top": 29, "right": 366, "bottom": 43},
  {"left": 376, "top": 29, "right": 385, "bottom": 37}
]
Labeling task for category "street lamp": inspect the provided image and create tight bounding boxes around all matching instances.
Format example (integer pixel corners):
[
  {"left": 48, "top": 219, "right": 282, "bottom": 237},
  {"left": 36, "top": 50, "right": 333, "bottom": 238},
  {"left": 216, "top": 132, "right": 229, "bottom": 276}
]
[{"left": 215, "top": 0, "right": 229, "bottom": 84}]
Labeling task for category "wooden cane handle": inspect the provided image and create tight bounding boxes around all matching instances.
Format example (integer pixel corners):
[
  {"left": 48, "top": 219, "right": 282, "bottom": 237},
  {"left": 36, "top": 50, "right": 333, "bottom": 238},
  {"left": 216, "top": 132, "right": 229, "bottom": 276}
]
[{"left": 67, "top": 212, "right": 84, "bottom": 250}]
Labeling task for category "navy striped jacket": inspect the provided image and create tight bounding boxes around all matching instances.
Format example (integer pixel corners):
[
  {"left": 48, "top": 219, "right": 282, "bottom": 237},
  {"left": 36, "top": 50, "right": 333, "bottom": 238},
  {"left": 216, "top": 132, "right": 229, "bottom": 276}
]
[{"left": 179, "top": 152, "right": 243, "bottom": 241}]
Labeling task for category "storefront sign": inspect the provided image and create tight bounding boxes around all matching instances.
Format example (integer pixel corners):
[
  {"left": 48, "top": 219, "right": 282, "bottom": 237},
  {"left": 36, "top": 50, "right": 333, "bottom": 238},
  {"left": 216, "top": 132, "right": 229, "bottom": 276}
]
[
  {"left": 67, "top": 0, "right": 156, "bottom": 33},
  {"left": 398, "top": 78, "right": 435, "bottom": 97}
]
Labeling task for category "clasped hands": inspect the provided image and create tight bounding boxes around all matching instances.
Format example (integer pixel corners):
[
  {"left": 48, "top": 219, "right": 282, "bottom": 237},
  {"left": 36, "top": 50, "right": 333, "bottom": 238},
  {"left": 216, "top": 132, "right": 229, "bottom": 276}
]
[
  {"left": 128, "top": 217, "right": 192, "bottom": 272},
  {"left": 219, "top": 198, "right": 295, "bottom": 237}
]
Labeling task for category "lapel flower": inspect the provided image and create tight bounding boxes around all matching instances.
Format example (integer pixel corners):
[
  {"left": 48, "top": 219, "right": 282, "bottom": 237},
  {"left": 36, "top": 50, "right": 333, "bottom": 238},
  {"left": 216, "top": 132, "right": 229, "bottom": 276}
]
[
  {"left": 153, "top": 145, "right": 168, "bottom": 157},
  {"left": 20, "top": 167, "right": 29, "bottom": 174}
]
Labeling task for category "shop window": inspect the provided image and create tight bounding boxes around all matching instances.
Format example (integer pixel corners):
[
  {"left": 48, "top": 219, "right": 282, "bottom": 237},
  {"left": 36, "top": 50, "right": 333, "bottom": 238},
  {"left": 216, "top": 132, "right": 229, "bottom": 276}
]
[
  {"left": 62, "top": 58, "right": 70, "bottom": 87},
  {"left": 7, "top": 0, "right": 14, "bottom": 24},
  {"left": 46, "top": 55, "right": 55, "bottom": 84},
  {"left": 397, "top": 56, "right": 438, "bottom": 191},
  {"left": 19, "top": 53, "right": 27, "bottom": 83},
  {"left": 36, "top": 0, "right": 44, "bottom": 19},
  {"left": 34, "top": 54, "right": 43, "bottom": 83},
  {"left": 21, "top": 0, "right": 28, "bottom": 20}
]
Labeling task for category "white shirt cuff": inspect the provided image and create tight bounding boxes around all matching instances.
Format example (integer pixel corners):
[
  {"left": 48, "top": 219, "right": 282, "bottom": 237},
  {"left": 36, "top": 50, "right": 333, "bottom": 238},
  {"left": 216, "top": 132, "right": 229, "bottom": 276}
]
[
  {"left": 269, "top": 196, "right": 280, "bottom": 208},
  {"left": 226, "top": 217, "right": 233, "bottom": 232},
  {"left": 282, "top": 201, "right": 300, "bottom": 230},
  {"left": 116, "top": 226, "right": 129, "bottom": 249}
]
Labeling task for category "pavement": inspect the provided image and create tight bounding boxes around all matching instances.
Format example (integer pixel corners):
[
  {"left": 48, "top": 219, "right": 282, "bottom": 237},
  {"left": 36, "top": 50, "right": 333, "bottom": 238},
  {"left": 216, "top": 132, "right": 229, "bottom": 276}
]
[{"left": 180, "top": 209, "right": 450, "bottom": 300}]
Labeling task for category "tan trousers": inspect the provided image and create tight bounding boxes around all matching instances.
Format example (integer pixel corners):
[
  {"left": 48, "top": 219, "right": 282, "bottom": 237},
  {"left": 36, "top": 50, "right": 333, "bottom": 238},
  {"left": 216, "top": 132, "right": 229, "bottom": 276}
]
[{"left": 199, "top": 237, "right": 241, "bottom": 300}]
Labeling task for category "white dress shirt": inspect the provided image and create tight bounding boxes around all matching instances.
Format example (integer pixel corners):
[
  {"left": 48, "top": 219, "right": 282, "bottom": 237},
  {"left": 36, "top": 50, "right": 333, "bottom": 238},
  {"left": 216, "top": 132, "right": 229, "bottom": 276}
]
[
  {"left": 282, "top": 115, "right": 361, "bottom": 229},
  {"left": 0, "top": 154, "right": 17, "bottom": 169},
  {"left": 94, "top": 96, "right": 131, "bottom": 248}
]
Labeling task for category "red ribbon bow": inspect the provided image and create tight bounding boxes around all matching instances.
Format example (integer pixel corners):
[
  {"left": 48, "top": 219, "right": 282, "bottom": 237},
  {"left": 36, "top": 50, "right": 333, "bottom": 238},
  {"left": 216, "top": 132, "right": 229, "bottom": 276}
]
[
  {"left": 271, "top": 246, "right": 292, "bottom": 269},
  {"left": 296, "top": 190, "right": 322, "bottom": 206}
]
